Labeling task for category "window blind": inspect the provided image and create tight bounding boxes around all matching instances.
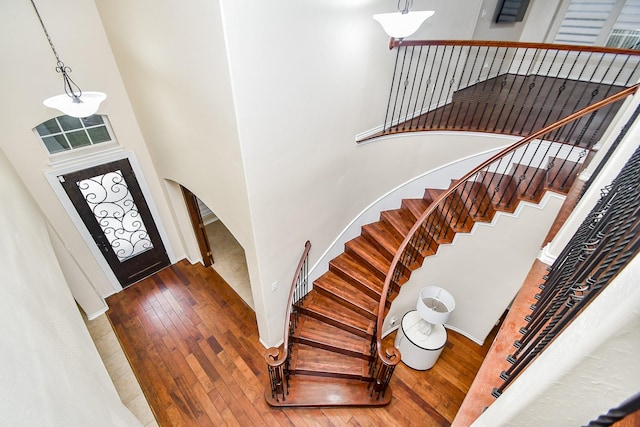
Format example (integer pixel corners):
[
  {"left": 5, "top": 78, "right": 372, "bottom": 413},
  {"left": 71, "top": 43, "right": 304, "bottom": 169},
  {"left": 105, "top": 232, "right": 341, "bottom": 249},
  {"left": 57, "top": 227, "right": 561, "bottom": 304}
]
[
  {"left": 606, "top": 0, "right": 640, "bottom": 48},
  {"left": 554, "top": 0, "right": 616, "bottom": 45}
]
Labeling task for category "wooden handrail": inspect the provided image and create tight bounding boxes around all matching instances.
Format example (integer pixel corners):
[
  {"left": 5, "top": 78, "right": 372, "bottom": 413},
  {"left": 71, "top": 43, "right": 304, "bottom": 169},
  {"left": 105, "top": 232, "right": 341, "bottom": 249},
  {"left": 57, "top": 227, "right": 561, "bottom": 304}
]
[
  {"left": 374, "top": 83, "right": 640, "bottom": 368},
  {"left": 389, "top": 38, "right": 640, "bottom": 56},
  {"left": 264, "top": 240, "right": 311, "bottom": 401}
]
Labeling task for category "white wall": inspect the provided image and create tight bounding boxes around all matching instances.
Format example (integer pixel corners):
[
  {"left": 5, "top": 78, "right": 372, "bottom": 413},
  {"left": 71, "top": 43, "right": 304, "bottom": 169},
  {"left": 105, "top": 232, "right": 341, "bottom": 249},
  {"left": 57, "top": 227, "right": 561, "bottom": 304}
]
[
  {"left": 519, "top": 0, "right": 564, "bottom": 43},
  {"left": 0, "top": 0, "right": 184, "bottom": 317},
  {"left": 0, "top": 149, "right": 140, "bottom": 425}
]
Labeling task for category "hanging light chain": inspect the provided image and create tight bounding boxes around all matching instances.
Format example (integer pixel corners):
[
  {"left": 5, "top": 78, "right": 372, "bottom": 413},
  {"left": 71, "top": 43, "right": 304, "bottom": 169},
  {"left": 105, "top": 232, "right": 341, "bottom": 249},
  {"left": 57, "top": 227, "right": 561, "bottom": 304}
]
[
  {"left": 397, "top": 0, "right": 413, "bottom": 14},
  {"left": 29, "top": 0, "right": 82, "bottom": 101}
]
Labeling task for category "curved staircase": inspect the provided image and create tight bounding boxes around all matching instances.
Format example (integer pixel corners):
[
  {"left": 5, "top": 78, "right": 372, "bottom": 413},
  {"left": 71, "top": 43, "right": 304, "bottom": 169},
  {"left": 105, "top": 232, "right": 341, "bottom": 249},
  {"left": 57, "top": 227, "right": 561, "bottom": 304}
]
[
  {"left": 265, "top": 157, "right": 579, "bottom": 407},
  {"left": 264, "top": 37, "right": 639, "bottom": 411}
]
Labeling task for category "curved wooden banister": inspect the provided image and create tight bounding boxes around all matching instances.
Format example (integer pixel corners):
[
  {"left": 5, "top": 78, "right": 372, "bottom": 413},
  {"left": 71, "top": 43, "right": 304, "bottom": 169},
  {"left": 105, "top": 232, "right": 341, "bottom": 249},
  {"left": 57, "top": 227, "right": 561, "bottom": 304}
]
[
  {"left": 264, "top": 240, "right": 311, "bottom": 402},
  {"left": 389, "top": 38, "right": 640, "bottom": 56},
  {"left": 373, "top": 83, "right": 640, "bottom": 380}
]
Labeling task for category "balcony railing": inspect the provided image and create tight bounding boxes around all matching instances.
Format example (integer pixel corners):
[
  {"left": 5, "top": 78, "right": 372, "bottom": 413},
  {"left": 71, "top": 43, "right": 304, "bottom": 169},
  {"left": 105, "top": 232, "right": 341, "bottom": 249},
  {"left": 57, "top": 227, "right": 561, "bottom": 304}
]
[{"left": 358, "top": 40, "right": 640, "bottom": 143}]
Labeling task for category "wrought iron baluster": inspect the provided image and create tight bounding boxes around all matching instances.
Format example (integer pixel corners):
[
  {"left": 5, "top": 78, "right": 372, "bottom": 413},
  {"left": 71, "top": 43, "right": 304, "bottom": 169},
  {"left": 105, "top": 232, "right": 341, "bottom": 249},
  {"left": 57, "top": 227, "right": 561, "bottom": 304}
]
[
  {"left": 437, "top": 45, "right": 463, "bottom": 128},
  {"left": 417, "top": 45, "right": 438, "bottom": 130},
  {"left": 382, "top": 48, "right": 402, "bottom": 135},
  {"left": 449, "top": 45, "right": 477, "bottom": 129},
  {"left": 476, "top": 47, "right": 510, "bottom": 130},
  {"left": 407, "top": 45, "right": 429, "bottom": 130},
  {"left": 397, "top": 46, "right": 417, "bottom": 132},
  {"left": 494, "top": 142, "right": 640, "bottom": 398},
  {"left": 506, "top": 48, "right": 542, "bottom": 135},
  {"left": 390, "top": 47, "right": 412, "bottom": 132},
  {"left": 424, "top": 45, "right": 448, "bottom": 129}
]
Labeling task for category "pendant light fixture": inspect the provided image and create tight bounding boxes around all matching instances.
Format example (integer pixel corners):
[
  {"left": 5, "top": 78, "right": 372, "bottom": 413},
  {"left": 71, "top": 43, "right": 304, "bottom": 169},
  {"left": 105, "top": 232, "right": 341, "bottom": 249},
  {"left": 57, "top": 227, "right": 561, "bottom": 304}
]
[
  {"left": 373, "top": 0, "right": 434, "bottom": 40},
  {"left": 30, "top": 0, "right": 106, "bottom": 118}
]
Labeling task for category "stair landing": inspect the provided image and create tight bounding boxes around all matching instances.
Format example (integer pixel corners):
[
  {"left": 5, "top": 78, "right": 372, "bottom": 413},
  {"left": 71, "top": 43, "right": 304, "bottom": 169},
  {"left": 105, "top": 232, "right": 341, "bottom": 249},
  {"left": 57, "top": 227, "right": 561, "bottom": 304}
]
[{"left": 265, "top": 376, "right": 391, "bottom": 407}]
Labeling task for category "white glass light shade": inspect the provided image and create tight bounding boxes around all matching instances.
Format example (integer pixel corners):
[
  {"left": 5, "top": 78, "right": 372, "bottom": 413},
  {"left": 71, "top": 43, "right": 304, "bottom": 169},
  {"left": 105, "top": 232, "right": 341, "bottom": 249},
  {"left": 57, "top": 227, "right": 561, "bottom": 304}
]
[
  {"left": 43, "top": 91, "right": 107, "bottom": 118},
  {"left": 416, "top": 285, "right": 455, "bottom": 325},
  {"left": 373, "top": 10, "right": 434, "bottom": 39}
]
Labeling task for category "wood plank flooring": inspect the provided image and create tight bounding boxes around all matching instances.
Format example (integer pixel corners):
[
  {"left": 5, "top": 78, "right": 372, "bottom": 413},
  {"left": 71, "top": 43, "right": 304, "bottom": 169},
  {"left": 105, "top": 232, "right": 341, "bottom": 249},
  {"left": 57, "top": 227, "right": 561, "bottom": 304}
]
[
  {"left": 106, "top": 260, "right": 499, "bottom": 426},
  {"left": 367, "top": 74, "right": 625, "bottom": 145}
]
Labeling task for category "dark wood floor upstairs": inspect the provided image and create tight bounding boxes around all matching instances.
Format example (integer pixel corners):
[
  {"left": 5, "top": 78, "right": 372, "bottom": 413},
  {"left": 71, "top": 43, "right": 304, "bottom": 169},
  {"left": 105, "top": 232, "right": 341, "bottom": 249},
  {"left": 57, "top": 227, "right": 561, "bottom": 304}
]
[
  {"left": 369, "top": 74, "right": 625, "bottom": 145},
  {"left": 106, "top": 260, "right": 499, "bottom": 426}
]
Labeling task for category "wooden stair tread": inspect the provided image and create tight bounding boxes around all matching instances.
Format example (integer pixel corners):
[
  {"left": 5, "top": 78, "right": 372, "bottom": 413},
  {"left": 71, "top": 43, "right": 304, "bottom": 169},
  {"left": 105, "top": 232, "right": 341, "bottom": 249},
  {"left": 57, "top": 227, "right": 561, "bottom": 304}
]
[
  {"left": 454, "top": 181, "right": 494, "bottom": 222},
  {"left": 547, "top": 159, "right": 580, "bottom": 193},
  {"left": 314, "top": 271, "right": 379, "bottom": 318},
  {"left": 344, "top": 237, "right": 391, "bottom": 280},
  {"left": 362, "top": 221, "right": 404, "bottom": 260},
  {"left": 401, "top": 197, "right": 433, "bottom": 220},
  {"left": 425, "top": 188, "right": 475, "bottom": 232},
  {"left": 478, "top": 171, "right": 519, "bottom": 212},
  {"left": 265, "top": 376, "right": 391, "bottom": 407},
  {"left": 299, "top": 290, "right": 375, "bottom": 338},
  {"left": 381, "top": 207, "right": 416, "bottom": 236},
  {"left": 294, "top": 315, "right": 370, "bottom": 357},
  {"left": 511, "top": 163, "right": 547, "bottom": 202},
  {"left": 329, "top": 253, "right": 385, "bottom": 299},
  {"left": 290, "top": 344, "right": 370, "bottom": 378}
]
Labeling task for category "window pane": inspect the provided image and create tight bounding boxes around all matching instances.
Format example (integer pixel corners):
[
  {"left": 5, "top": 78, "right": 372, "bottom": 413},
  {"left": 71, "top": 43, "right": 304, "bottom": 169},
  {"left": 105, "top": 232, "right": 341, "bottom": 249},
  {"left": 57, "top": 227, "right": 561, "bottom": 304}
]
[
  {"left": 36, "top": 119, "right": 61, "bottom": 136},
  {"left": 58, "top": 115, "right": 83, "bottom": 131},
  {"left": 82, "top": 115, "right": 104, "bottom": 127},
  {"left": 87, "top": 126, "right": 111, "bottom": 143},
  {"left": 66, "top": 130, "right": 91, "bottom": 148},
  {"left": 42, "top": 135, "right": 70, "bottom": 153}
]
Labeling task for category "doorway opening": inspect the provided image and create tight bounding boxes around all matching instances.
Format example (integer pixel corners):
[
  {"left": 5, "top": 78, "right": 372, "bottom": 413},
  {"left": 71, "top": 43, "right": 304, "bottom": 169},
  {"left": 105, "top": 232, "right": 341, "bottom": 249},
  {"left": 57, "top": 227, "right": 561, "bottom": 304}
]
[{"left": 181, "top": 186, "right": 253, "bottom": 309}]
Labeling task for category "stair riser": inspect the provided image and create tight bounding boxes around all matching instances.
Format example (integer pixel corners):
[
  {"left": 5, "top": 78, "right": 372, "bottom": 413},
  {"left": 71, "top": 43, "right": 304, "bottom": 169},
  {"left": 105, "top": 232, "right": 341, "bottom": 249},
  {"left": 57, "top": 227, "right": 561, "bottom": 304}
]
[
  {"left": 292, "top": 336, "right": 373, "bottom": 361},
  {"left": 380, "top": 211, "right": 412, "bottom": 237},
  {"left": 314, "top": 285, "right": 377, "bottom": 320},
  {"left": 454, "top": 183, "right": 496, "bottom": 222},
  {"left": 290, "top": 369, "right": 372, "bottom": 382},
  {"left": 406, "top": 206, "right": 457, "bottom": 246},
  {"left": 438, "top": 200, "right": 475, "bottom": 232},
  {"left": 344, "top": 246, "right": 389, "bottom": 282},
  {"left": 511, "top": 164, "right": 546, "bottom": 202},
  {"left": 328, "top": 263, "right": 382, "bottom": 301},
  {"left": 361, "top": 229, "right": 396, "bottom": 262},
  {"left": 478, "top": 172, "right": 519, "bottom": 212},
  {"left": 381, "top": 224, "right": 440, "bottom": 259},
  {"left": 298, "top": 306, "right": 373, "bottom": 339},
  {"left": 547, "top": 159, "right": 580, "bottom": 192},
  {"left": 401, "top": 199, "right": 430, "bottom": 221}
]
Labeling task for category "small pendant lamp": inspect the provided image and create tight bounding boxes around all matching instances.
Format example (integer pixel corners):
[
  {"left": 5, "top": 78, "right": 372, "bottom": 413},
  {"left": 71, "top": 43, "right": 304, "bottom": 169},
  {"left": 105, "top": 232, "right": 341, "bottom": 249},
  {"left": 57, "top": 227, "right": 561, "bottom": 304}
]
[
  {"left": 30, "top": 0, "right": 106, "bottom": 118},
  {"left": 373, "top": 0, "right": 434, "bottom": 40}
]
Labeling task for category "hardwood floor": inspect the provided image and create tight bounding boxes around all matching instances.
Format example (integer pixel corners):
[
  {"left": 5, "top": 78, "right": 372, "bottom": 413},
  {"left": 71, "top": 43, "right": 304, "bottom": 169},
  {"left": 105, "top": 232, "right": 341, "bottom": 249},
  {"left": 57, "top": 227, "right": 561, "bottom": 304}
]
[
  {"left": 106, "top": 260, "right": 499, "bottom": 426},
  {"left": 368, "top": 74, "right": 625, "bottom": 145}
]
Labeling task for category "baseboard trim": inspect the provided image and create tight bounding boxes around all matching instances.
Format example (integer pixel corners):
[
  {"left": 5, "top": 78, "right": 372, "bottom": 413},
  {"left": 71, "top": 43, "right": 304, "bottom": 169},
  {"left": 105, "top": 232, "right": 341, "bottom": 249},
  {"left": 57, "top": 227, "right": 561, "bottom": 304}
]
[
  {"left": 445, "top": 324, "right": 484, "bottom": 346},
  {"left": 86, "top": 305, "right": 109, "bottom": 321},
  {"left": 381, "top": 321, "right": 484, "bottom": 346},
  {"left": 538, "top": 243, "right": 558, "bottom": 265}
]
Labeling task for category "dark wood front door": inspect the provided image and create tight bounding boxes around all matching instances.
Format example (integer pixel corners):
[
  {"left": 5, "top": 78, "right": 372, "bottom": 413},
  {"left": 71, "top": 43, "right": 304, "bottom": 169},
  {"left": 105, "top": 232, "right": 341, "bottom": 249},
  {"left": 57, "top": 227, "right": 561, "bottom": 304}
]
[{"left": 59, "top": 159, "right": 170, "bottom": 287}]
